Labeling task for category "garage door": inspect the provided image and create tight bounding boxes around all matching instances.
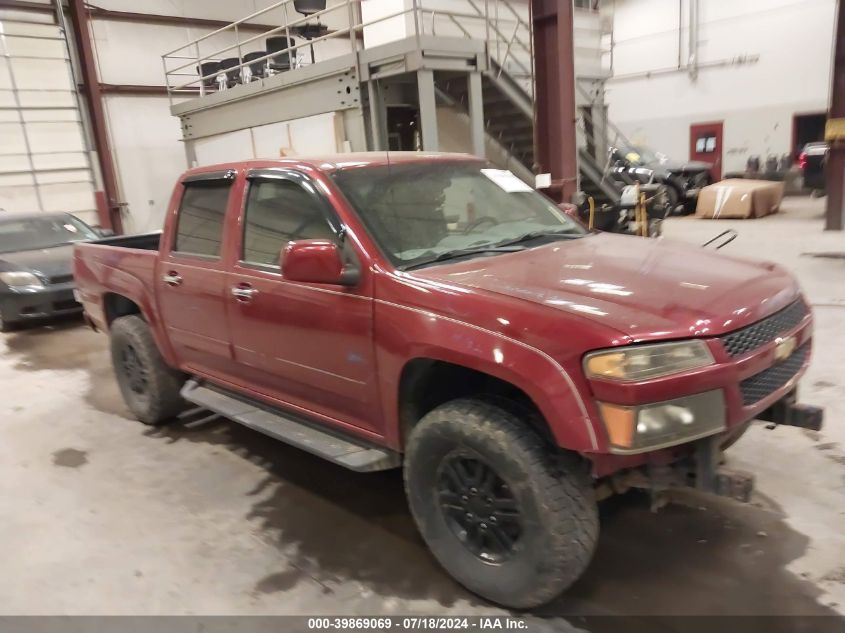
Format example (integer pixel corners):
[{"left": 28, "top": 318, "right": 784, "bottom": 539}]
[{"left": 0, "top": 9, "right": 97, "bottom": 224}]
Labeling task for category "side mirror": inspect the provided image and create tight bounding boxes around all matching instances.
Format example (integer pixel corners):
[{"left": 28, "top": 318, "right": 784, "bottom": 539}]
[
  {"left": 281, "top": 239, "right": 359, "bottom": 286},
  {"left": 97, "top": 227, "right": 115, "bottom": 238}
]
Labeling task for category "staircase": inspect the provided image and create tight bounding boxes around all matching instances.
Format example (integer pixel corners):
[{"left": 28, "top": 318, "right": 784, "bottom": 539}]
[
  {"left": 439, "top": 59, "right": 534, "bottom": 170},
  {"left": 439, "top": 61, "right": 623, "bottom": 210},
  {"left": 431, "top": 2, "right": 623, "bottom": 207}
]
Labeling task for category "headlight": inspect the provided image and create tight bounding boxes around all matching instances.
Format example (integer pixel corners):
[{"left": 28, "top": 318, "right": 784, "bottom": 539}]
[
  {"left": 584, "top": 340, "right": 714, "bottom": 382},
  {"left": 597, "top": 390, "right": 726, "bottom": 453},
  {"left": 0, "top": 271, "right": 44, "bottom": 288}
]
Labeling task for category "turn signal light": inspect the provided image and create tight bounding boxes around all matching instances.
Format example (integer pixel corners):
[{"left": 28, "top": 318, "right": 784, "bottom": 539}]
[{"left": 597, "top": 403, "right": 635, "bottom": 448}]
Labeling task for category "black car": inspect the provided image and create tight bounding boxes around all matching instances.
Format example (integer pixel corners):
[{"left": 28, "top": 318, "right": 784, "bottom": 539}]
[
  {"left": 799, "top": 142, "right": 828, "bottom": 192},
  {"left": 609, "top": 144, "right": 713, "bottom": 214},
  {"left": 0, "top": 211, "right": 103, "bottom": 332}
]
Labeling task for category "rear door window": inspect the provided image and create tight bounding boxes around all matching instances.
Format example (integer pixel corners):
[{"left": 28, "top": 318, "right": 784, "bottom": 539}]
[{"left": 173, "top": 180, "right": 231, "bottom": 258}]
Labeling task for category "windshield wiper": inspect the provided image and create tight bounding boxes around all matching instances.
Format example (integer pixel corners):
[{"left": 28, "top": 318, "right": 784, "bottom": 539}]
[
  {"left": 403, "top": 245, "right": 525, "bottom": 270},
  {"left": 402, "top": 230, "right": 583, "bottom": 270},
  {"left": 493, "top": 228, "right": 584, "bottom": 248}
]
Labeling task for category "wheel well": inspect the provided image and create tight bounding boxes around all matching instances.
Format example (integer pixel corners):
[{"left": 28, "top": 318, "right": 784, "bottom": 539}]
[
  {"left": 103, "top": 293, "right": 142, "bottom": 326},
  {"left": 398, "top": 359, "right": 553, "bottom": 448}
]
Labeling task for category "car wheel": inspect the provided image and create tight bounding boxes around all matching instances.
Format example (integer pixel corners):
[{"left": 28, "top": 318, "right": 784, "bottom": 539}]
[
  {"left": 0, "top": 310, "right": 18, "bottom": 333},
  {"left": 404, "top": 398, "right": 598, "bottom": 609},
  {"left": 110, "top": 315, "right": 186, "bottom": 425},
  {"left": 665, "top": 186, "right": 682, "bottom": 214}
]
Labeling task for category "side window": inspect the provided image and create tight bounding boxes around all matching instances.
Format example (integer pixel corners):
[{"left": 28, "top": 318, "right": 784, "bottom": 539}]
[
  {"left": 242, "top": 178, "right": 336, "bottom": 266},
  {"left": 173, "top": 181, "right": 231, "bottom": 257}
]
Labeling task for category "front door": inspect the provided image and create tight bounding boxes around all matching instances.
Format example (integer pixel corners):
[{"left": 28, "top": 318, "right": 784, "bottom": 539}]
[
  {"left": 156, "top": 173, "right": 234, "bottom": 376},
  {"left": 225, "top": 169, "right": 381, "bottom": 437},
  {"left": 690, "top": 121, "right": 723, "bottom": 181}
]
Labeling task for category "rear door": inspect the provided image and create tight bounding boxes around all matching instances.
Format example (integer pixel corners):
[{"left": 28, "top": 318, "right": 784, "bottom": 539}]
[
  {"left": 225, "top": 169, "right": 381, "bottom": 436},
  {"left": 157, "top": 170, "right": 236, "bottom": 376}
]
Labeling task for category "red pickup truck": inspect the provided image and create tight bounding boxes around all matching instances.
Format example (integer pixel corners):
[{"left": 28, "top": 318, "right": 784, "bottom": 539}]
[{"left": 73, "top": 153, "right": 822, "bottom": 608}]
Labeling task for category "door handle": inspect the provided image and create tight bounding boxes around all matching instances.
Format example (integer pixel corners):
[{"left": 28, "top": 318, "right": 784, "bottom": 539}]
[
  {"left": 231, "top": 285, "right": 258, "bottom": 301},
  {"left": 161, "top": 272, "right": 182, "bottom": 287}
]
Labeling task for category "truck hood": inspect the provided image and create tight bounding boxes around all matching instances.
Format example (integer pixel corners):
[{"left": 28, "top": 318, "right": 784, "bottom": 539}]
[
  {"left": 0, "top": 244, "right": 74, "bottom": 281},
  {"left": 411, "top": 233, "right": 800, "bottom": 342}
]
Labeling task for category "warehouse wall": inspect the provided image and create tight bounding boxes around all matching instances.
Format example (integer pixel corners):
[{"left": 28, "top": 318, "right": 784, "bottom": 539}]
[
  {"left": 605, "top": 0, "right": 836, "bottom": 174},
  {"left": 88, "top": 0, "right": 353, "bottom": 233},
  {"left": 0, "top": 5, "right": 98, "bottom": 224}
]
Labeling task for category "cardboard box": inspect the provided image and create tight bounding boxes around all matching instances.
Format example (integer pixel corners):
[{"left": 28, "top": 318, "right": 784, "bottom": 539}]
[{"left": 695, "top": 179, "right": 784, "bottom": 219}]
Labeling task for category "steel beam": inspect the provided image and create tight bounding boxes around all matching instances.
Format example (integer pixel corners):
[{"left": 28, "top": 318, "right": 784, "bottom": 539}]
[
  {"left": 177, "top": 70, "right": 359, "bottom": 141},
  {"left": 532, "top": 0, "right": 578, "bottom": 202},
  {"left": 83, "top": 83, "right": 170, "bottom": 96},
  {"left": 467, "top": 71, "right": 485, "bottom": 157},
  {"left": 825, "top": 0, "right": 845, "bottom": 231},
  {"left": 66, "top": 0, "right": 122, "bottom": 232},
  {"left": 417, "top": 69, "right": 438, "bottom": 150},
  {"left": 367, "top": 79, "right": 387, "bottom": 150}
]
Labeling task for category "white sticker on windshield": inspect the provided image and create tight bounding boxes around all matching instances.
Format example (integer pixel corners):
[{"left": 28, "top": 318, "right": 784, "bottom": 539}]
[{"left": 481, "top": 169, "right": 533, "bottom": 193}]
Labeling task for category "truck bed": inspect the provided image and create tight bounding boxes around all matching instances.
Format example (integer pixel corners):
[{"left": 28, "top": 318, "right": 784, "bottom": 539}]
[
  {"left": 93, "top": 231, "right": 162, "bottom": 250},
  {"left": 73, "top": 232, "right": 162, "bottom": 332}
]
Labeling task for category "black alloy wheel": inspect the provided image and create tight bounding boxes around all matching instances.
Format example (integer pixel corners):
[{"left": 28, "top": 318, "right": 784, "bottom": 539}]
[{"left": 437, "top": 454, "right": 522, "bottom": 564}]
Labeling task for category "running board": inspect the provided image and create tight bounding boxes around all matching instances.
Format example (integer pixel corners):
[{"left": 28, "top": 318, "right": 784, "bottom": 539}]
[{"left": 180, "top": 380, "right": 401, "bottom": 472}]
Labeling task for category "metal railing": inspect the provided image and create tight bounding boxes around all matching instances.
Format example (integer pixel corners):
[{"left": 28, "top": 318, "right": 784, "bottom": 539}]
[
  {"left": 575, "top": 82, "right": 645, "bottom": 184},
  {"left": 161, "top": 0, "right": 534, "bottom": 105}
]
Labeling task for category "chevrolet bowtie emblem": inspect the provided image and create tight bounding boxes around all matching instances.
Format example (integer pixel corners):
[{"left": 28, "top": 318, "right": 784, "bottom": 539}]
[{"left": 774, "top": 336, "right": 797, "bottom": 362}]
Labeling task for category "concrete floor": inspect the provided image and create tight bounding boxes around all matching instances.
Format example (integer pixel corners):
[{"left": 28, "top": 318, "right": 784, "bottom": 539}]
[{"left": 1, "top": 196, "right": 843, "bottom": 618}]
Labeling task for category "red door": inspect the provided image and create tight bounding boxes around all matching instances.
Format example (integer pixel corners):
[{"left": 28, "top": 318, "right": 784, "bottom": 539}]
[
  {"left": 690, "top": 121, "right": 723, "bottom": 181},
  {"left": 225, "top": 169, "right": 382, "bottom": 438},
  {"left": 157, "top": 174, "right": 235, "bottom": 377}
]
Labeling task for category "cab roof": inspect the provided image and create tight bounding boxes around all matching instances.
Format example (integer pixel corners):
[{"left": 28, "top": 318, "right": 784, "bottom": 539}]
[{"left": 182, "top": 152, "right": 484, "bottom": 178}]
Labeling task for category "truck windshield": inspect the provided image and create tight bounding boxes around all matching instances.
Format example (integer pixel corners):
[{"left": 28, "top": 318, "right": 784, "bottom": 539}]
[
  {"left": 0, "top": 214, "right": 98, "bottom": 254},
  {"left": 332, "top": 161, "right": 586, "bottom": 268}
]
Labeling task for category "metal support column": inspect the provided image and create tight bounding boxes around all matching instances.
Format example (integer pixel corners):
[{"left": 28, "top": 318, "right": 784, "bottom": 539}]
[
  {"left": 66, "top": 0, "right": 123, "bottom": 233},
  {"left": 417, "top": 69, "right": 439, "bottom": 151},
  {"left": 532, "top": 0, "right": 579, "bottom": 203},
  {"left": 467, "top": 71, "right": 485, "bottom": 157},
  {"left": 825, "top": 0, "right": 845, "bottom": 231},
  {"left": 367, "top": 79, "right": 387, "bottom": 151}
]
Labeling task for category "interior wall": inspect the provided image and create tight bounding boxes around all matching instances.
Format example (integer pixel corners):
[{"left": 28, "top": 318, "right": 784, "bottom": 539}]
[
  {"left": 190, "top": 112, "right": 342, "bottom": 167},
  {"left": 0, "top": 6, "right": 97, "bottom": 224},
  {"left": 604, "top": 0, "right": 836, "bottom": 173},
  {"left": 88, "top": 0, "right": 354, "bottom": 233}
]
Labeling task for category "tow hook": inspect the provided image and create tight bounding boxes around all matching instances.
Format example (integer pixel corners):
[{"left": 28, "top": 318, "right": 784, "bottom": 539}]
[
  {"left": 600, "top": 440, "right": 755, "bottom": 510},
  {"left": 760, "top": 393, "right": 824, "bottom": 432}
]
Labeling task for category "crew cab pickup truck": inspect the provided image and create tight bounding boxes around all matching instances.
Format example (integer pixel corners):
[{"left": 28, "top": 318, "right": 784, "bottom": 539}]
[{"left": 74, "top": 153, "right": 823, "bottom": 609}]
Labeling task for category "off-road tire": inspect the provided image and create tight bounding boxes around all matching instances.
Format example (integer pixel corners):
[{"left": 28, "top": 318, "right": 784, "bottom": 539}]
[
  {"left": 110, "top": 315, "right": 186, "bottom": 425},
  {"left": 404, "top": 398, "right": 599, "bottom": 609}
]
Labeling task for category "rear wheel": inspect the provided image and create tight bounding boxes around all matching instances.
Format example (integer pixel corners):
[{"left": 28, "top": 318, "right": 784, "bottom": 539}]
[
  {"left": 110, "top": 315, "right": 186, "bottom": 425},
  {"left": 404, "top": 398, "right": 598, "bottom": 609}
]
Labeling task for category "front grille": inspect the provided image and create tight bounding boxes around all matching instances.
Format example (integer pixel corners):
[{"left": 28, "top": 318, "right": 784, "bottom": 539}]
[
  {"left": 740, "top": 343, "right": 809, "bottom": 405},
  {"left": 48, "top": 273, "right": 74, "bottom": 285},
  {"left": 720, "top": 300, "right": 807, "bottom": 358}
]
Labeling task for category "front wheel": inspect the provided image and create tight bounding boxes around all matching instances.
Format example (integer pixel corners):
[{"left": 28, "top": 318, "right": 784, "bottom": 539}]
[
  {"left": 110, "top": 315, "right": 186, "bottom": 425},
  {"left": 0, "top": 310, "right": 18, "bottom": 333},
  {"left": 404, "top": 398, "right": 598, "bottom": 609}
]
